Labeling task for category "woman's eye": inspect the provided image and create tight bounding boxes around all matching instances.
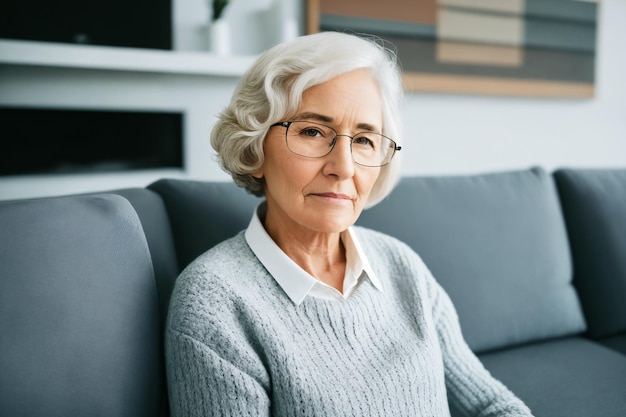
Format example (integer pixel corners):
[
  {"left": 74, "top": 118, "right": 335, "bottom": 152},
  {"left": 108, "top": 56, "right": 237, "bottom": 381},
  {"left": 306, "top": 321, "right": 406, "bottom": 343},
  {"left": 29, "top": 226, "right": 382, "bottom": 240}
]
[
  {"left": 354, "top": 136, "right": 375, "bottom": 148},
  {"left": 301, "top": 128, "right": 323, "bottom": 137}
]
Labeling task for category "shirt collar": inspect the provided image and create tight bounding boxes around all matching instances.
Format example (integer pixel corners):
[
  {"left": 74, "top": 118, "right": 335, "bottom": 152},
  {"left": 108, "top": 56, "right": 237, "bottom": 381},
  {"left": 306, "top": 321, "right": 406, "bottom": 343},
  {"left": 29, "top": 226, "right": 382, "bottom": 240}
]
[{"left": 244, "top": 203, "right": 382, "bottom": 305}]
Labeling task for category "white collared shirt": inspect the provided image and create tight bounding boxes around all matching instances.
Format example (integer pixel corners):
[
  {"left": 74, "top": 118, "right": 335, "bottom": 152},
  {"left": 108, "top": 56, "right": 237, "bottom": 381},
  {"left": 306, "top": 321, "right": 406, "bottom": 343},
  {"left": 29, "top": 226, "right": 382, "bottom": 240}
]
[{"left": 244, "top": 204, "right": 383, "bottom": 305}]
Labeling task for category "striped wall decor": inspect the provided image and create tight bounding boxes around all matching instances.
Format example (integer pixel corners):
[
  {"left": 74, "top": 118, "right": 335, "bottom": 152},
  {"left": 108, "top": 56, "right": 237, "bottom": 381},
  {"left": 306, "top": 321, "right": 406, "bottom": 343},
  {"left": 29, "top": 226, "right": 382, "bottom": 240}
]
[{"left": 308, "top": 0, "right": 599, "bottom": 98}]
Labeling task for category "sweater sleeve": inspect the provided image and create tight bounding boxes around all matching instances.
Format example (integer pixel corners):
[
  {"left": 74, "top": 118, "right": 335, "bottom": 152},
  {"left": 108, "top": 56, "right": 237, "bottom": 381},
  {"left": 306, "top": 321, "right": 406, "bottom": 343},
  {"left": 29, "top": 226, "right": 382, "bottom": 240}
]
[
  {"left": 424, "top": 268, "right": 534, "bottom": 417},
  {"left": 166, "top": 327, "right": 271, "bottom": 417},
  {"left": 165, "top": 255, "right": 272, "bottom": 417}
]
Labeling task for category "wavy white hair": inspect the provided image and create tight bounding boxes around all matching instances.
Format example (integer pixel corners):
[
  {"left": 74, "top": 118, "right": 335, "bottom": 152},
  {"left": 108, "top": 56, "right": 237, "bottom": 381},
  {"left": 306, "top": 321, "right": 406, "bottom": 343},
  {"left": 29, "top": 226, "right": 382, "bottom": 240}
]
[{"left": 211, "top": 31, "right": 404, "bottom": 208}]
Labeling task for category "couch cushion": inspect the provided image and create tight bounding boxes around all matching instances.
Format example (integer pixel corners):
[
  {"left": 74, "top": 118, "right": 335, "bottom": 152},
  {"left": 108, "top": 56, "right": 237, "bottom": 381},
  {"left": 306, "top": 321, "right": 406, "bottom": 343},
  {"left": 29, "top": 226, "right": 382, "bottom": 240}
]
[
  {"left": 476, "top": 337, "right": 626, "bottom": 417},
  {"left": 554, "top": 168, "right": 626, "bottom": 339},
  {"left": 148, "top": 179, "right": 260, "bottom": 270},
  {"left": 357, "top": 167, "right": 586, "bottom": 353},
  {"left": 0, "top": 194, "right": 163, "bottom": 417}
]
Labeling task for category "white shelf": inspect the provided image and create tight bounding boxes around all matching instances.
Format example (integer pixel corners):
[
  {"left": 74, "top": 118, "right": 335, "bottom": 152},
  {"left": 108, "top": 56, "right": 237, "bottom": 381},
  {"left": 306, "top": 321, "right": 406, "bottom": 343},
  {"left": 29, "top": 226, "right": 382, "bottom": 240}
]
[
  {"left": 0, "top": 169, "right": 188, "bottom": 201},
  {"left": 0, "top": 39, "right": 256, "bottom": 76}
]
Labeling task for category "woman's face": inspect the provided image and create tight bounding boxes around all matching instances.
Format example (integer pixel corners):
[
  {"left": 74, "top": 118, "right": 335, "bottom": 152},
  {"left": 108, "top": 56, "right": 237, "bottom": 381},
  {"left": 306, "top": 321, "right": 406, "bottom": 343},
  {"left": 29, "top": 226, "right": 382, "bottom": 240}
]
[{"left": 255, "top": 69, "right": 383, "bottom": 236}]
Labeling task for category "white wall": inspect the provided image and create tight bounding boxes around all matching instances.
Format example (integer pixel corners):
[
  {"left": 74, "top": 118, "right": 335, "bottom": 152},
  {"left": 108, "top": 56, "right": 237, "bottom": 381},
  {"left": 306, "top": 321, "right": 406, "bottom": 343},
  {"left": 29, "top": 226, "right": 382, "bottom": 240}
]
[
  {"left": 400, "top": 0, "right": 626, "bottom": 176},
  {"left": 179, "top": 0, "right": 626, "bottom": 177},
  {"left": 0, "top": 0, "right": 623, "bottom": 200}
]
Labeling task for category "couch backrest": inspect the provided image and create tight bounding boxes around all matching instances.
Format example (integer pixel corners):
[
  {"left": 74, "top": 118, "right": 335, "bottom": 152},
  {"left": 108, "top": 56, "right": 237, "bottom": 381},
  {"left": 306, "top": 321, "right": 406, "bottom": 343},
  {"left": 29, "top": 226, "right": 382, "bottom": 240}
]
[
  {"left": 554, "top": 168, "right": 626, "bottom": 339},
  {"left": 148, "top": 178, "right": 260, "bottom": 270},
  {"left": 0, "top": 194, "right": 164, "bottom": 417},
  {"left": 357, "top": 167, "right": 587, "bottom": 353}
]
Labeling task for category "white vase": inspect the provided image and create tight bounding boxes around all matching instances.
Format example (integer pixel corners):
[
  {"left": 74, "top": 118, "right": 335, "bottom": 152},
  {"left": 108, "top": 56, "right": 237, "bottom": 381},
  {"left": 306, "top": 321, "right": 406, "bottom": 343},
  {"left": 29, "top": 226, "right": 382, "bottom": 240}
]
[{"left": 210, "top": 19, "right": 231, "bottom": 55}]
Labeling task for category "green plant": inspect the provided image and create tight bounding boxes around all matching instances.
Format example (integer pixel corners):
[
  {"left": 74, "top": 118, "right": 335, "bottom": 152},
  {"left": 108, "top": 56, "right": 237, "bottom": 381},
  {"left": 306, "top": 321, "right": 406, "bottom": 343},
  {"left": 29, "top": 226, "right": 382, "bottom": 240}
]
[{"left": 212, "top": 0, "right": 229, "bottom": 21}]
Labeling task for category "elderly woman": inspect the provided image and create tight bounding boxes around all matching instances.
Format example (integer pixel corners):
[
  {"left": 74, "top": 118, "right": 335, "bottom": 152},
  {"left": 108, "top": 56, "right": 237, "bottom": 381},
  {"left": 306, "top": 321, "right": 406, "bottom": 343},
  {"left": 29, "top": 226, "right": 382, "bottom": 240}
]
[{"left": 166, "top": 32, "right": 533, "bottom": 416}]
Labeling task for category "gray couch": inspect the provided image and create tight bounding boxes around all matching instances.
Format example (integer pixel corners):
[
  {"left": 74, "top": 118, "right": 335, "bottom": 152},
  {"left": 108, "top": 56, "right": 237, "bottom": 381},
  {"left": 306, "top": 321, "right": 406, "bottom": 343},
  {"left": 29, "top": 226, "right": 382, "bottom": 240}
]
[{"left": 1, "top": 167, "right": 625, "bottom": 416}]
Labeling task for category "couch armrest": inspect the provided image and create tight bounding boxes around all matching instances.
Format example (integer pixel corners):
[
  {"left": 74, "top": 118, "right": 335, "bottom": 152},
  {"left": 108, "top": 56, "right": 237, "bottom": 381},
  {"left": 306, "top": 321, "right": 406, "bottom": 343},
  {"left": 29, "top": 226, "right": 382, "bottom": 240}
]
[{"left": 0, "top": 194, "right": 163, "bottom": 417}]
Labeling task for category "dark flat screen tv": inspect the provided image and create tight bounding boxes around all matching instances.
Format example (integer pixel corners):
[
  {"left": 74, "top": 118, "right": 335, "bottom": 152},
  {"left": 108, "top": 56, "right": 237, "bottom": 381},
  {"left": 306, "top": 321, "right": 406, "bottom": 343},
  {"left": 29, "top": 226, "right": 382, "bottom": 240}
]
[
  {"left": 0, "top": 0, "right": 171, "bottom": 50},
  {"left": 1, "top": 107, "right": 183, "bottom": 176}
]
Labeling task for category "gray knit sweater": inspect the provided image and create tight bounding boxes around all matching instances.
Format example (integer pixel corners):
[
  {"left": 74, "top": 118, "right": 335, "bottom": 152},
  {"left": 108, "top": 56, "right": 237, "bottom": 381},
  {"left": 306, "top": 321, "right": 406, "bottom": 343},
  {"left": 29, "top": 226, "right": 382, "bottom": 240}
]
[{"left": 166, "top": 227, "right": 533, "bottom": 416}]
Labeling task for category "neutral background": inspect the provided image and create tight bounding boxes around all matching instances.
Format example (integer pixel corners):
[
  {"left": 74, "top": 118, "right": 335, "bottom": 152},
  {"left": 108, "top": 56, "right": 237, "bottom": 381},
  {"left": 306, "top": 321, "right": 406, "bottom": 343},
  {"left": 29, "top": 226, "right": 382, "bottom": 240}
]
[
  {"left": 0, "top": 0, "right": 623, "bottom": 200},
  {"left": 401, "top": 0, "right": 625, "bottom": 176}
]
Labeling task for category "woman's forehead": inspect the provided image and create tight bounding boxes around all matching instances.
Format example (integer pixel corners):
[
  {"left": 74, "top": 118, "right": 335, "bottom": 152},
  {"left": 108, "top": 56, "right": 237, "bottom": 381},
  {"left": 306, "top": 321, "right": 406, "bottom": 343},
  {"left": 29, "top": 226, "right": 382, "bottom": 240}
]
[{"left": 297, "top": 71, "right": 383, "bottom": 130}]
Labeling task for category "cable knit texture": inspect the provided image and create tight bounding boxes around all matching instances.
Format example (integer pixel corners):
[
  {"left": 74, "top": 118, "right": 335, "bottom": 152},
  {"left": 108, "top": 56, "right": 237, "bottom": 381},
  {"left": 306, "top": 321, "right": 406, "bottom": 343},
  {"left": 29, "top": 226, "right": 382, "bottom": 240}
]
[{"left": 166, "top": 227, "right": 533, "bottom": 417}]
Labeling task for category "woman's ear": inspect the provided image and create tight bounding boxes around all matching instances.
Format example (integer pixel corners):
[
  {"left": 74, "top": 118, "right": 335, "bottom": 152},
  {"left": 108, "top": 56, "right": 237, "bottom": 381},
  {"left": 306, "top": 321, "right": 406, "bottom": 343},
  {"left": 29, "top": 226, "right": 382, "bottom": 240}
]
[{"left": 252, "top": 167, "right": 264, "bottom": 179}]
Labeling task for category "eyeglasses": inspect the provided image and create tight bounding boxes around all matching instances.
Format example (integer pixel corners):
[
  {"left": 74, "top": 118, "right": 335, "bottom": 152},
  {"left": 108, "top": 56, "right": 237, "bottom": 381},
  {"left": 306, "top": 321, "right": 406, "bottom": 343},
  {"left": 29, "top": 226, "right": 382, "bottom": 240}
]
[{"left": 271, "top": 120, "right": 401, "bottom": 167}]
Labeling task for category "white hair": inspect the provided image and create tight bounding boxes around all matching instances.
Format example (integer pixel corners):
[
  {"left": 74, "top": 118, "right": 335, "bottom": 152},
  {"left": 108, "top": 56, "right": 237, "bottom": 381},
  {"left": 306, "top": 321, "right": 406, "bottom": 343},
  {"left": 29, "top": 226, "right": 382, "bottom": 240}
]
[{"left": 211, "top": 31, "right": 404, "bottom": 207}]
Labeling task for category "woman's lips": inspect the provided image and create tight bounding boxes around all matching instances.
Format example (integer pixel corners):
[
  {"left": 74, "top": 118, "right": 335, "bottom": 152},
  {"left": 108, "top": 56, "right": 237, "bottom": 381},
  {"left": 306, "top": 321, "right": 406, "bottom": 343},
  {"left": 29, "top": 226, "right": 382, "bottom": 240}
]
[{"left": 310, "top": 192, "right": 352, "bottom": 200}]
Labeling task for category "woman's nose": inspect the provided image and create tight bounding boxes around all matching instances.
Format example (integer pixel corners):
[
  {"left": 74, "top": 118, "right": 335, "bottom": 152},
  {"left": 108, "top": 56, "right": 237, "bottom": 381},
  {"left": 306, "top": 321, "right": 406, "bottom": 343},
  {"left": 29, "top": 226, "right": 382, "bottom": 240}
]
[{"left": 323, "top": 135, "right": 355, "bottom": 178}]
